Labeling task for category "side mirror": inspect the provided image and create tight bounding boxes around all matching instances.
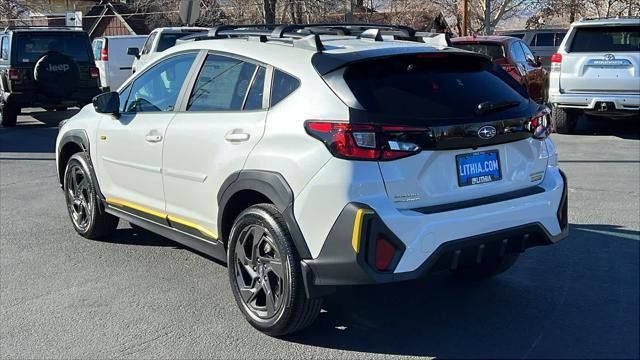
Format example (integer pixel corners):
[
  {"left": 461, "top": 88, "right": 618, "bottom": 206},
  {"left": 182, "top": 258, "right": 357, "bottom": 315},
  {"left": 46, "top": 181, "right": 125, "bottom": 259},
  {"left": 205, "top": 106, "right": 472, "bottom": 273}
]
[
  {"left": 535, "top": 56, "right": 543, "bottom": 67},
  {"left": 127, "top": 47, "right": 140, "bottom": 59},
  {"left": 93, "top": 91, "right": 120, "bottom": 115}
]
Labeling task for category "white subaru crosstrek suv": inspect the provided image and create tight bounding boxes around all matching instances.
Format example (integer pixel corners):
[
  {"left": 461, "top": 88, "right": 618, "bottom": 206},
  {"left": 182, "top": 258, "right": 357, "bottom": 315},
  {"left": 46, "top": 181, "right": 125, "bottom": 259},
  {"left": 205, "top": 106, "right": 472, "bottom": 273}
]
[
  {"left": 56, "top": 24, "right": 568, "bottom": 336},
  {"left": 548, "top": 17, "right": 640, "bottom": 133}
]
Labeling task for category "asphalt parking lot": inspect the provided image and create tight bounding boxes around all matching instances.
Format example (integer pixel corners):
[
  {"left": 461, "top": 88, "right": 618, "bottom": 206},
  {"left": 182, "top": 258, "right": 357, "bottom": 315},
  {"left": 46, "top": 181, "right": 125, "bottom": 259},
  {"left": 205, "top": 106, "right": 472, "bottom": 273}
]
[{"left": 1, "top": 109, "right": 638, "bottom": 359}]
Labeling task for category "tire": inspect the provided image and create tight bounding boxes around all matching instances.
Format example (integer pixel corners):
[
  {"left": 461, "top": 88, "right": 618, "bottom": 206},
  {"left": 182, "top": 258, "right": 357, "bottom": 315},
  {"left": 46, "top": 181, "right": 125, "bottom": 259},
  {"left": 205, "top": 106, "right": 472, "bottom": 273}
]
[
  {"left": 552, "top": 106, "right": 578, "bottom": 134},
  {"left": 450, "top": 253, "right": 519, "bottom": 280},
  {"left": 63, "top": 152, "right": 118, "bottom": 239},
  {"left": 228, "top": 203, "right": 322, "bottom": 336},
  {"left": 1, "top": 103, "right": 17, "bottom": 127}
]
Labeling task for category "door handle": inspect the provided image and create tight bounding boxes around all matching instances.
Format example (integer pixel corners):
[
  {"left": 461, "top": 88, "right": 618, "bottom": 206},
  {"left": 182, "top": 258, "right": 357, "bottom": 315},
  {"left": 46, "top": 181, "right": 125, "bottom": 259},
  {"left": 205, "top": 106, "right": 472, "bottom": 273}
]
[
  {"left": 224, "top": 131, "right": 250, "bottom": 142},
  {"left": 145, "top": 132, "right": 163, "bottom": 143}
]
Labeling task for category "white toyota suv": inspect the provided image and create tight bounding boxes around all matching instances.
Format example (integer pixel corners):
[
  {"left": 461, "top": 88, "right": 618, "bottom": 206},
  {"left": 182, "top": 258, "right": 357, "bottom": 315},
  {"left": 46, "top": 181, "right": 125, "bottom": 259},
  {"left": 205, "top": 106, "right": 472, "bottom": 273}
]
[
  {"left": 56, "top": 24, "right": 568, "bottom": 336},
  {"left": 548, "top": 17, "right": 640, "bottom": 133}
]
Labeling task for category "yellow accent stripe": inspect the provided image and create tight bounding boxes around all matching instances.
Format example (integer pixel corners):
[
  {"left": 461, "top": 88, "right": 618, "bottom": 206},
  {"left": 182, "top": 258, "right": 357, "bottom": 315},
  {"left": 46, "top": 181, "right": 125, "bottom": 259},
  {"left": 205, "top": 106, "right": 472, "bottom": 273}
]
[
  {"left": 167, "top": 215, "right": 218, "bottom": 240},
  {"left": 351, "top": 209, "right": 374, "bottom": 253},
  {"left": 106, "top": 198, "right": 167, "bottom": 219},
  {"left": 105, "top": 198, "right": 218, "bottom": 240}
]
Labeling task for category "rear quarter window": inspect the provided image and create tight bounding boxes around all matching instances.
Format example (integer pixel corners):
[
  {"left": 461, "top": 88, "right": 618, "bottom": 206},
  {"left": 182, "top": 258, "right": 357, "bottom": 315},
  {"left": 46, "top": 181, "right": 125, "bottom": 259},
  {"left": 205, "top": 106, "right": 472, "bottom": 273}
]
[
  {"left": 569, "top": 26, "right": 640, "bottom": 52},
  {"left": 270, "top": 70, "right": 300, "bottom": 107},
  {"left": 340, "top": 54, "right": 528, "bottom": 121}
]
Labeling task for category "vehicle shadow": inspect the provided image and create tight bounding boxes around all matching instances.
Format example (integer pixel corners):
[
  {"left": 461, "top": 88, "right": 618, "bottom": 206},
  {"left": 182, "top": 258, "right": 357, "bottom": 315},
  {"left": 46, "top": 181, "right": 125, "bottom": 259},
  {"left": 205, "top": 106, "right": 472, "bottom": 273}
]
[
  {"left": 0, "top": 108, "right": 78, "bottom": 153},
  {"left": 574, "top": 114, "right": 640, "bottom": 140},
  {"left": 285, "top": 224, "right": 639, "bottom": 359}
]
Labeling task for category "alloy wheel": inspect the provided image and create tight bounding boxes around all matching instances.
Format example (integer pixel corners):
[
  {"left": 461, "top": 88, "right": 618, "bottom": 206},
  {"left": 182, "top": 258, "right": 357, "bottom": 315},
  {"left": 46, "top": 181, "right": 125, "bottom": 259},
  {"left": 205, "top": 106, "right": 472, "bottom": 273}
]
[
  {"left": 233, "top": 225, "right": 286, "bottom": 319},
  {"left": 65, "top": 164, "right": 93, "bottom": 231}
]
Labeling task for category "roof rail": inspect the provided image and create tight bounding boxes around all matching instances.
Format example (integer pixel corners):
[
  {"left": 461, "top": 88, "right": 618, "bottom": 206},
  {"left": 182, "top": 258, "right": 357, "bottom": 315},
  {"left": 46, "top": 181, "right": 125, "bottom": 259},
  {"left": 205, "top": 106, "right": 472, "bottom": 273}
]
[{"left": 175, "top": 23, "right": 450, "bottom": 52}]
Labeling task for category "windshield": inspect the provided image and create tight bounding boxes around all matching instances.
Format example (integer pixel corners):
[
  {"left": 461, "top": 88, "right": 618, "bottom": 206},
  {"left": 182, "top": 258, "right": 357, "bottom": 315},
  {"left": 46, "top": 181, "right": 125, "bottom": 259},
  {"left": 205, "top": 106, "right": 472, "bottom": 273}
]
[
  {"left": 569, "top": 26, "right": 640, "bottom": 52},
  {"left": 14, "top": 32, "right": 91, "bottom": 63},
  {"left": 451, "top": 43, "right": 506, "bottom": 60},
  {"left": 340, "top": 54, "right": 528, "bottom": 121}
]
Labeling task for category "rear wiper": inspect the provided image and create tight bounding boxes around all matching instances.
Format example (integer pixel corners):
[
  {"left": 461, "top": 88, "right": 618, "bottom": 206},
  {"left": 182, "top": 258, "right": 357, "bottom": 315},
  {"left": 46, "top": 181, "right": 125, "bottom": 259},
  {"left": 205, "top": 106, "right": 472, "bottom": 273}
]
[{"left": 475, "top": 100, "right": 521, "bottom": 115}]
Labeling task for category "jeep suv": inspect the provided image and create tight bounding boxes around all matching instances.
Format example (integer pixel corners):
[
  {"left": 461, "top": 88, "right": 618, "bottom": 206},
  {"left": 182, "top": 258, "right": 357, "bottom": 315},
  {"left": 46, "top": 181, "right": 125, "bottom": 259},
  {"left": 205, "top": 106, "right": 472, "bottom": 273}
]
[
  {"left": 548, "top": 17, "right": 640, "bottom": 133},
  {"left": 0, "top": 26, "right": 101, "bottom": 127},
  {"left": 56, "top": 24, "right": 568, "bottom": 336}
]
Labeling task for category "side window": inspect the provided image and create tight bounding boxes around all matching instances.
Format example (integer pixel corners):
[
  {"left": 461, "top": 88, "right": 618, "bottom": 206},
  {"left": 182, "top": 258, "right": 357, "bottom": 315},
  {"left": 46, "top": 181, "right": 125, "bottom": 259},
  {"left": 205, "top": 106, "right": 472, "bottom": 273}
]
[
  {"left": 520, "top": 43, "right": 536, "bottom": 63},
  {"left": 510, "top": 42, "right": 526, "bottom": 62},
  {"left": 119, "top": 84, "right": 131, "bottom": 113},
  {"left": 125, "top": 53, "right": 196, "bottom": 113},
  {"left": 1, "top": 36, "right": 8, "bottom": 60},
  {"left": 244, "top": 66, "right": 266, "bottom": 110},
  {"left": 187, "top": 54, "right": 257, "bottom": 111},
  {"left": 141, "top": 33, "right": 156, "bottom": 55},
  {"left": 271, "top": 70, "right": 300, "bottom": 107},
  {"left": 533, "top": 33, "right": 554, "bottom": 46}
]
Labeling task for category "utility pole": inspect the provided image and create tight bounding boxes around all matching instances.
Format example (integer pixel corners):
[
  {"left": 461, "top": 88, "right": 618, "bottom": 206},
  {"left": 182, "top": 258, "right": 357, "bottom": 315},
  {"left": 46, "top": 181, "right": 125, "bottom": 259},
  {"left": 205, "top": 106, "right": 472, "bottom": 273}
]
[
  {"left": 345, "top": 0, "right": 353, "bottom": 22},
  {"left": 461, "top": 0, "right": 468, "bottom": 35},
  {"left": 485, "top": 0, "right": 491, "bottom": 35}
]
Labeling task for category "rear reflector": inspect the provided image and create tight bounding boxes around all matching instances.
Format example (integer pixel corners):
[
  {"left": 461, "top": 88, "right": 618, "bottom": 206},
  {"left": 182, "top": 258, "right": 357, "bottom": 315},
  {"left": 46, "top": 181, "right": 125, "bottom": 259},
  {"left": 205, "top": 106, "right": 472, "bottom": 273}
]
[
  {"left": 305, "top": 121, "right": 426, "bottom": 161},
  {"left": 375, "top": 236, "right": 396, "bottom": 271},
  {"left": 89, "top": 67, "right": 100, "bottom": 79},
  {"left": 8, "top": 69, "right": 20, "bottom": 81}
]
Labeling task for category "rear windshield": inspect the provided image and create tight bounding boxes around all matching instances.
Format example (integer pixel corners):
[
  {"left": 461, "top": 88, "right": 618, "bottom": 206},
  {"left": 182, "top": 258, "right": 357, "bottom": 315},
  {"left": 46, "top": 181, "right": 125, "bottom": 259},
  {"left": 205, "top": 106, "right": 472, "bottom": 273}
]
[
  {"left": 13, "top": 32, "right": 91, "bottom": 63},
  {"left": 569, "top": 26, "right": 640, "bottom": 52},
  {"left": 451, "top": 43, "right": 505, "bottom": 60},
  {"left": 341, "top": 54, "right": 527, "bottom": 120},
  {"left": 157, "top": 31, "right": 202, "bottom": 52}
]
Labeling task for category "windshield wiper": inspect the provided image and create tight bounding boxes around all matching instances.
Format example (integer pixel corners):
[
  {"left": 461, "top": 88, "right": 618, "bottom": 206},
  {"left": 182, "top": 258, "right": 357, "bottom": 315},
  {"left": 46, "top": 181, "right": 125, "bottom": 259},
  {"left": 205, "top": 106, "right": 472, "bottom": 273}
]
[{"left": 475, "top": 100, "right": 521, "bottom": 115}]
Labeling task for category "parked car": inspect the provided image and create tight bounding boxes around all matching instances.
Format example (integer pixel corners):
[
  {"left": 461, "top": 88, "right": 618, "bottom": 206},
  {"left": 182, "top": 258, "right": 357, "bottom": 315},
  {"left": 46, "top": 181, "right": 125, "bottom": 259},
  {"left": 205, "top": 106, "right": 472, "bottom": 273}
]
[
  {"left": 451, "top": 35, "right": 547, "bottom": 103},
  {"left": 92, "top": 35, "right": 147, "bottom": 92},
  {"left": 56, "top": 24, "right": 567, "bottom": 336},
  {"left": 548, "top": 17, "right": 640, "bottom": 133},
  {"left": 0, "top": 26, "right": 101, "bottom": 127},
  {"left": 499, "top": 29, "right": 568, "bottom": 70},
  {"left": 128, "top": 27, "right": 207, "bottom": 73}
]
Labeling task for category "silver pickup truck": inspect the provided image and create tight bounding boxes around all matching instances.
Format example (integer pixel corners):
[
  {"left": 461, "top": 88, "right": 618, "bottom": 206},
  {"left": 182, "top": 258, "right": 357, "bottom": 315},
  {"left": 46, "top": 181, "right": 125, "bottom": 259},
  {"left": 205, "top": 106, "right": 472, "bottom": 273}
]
[{"left": 548, "top": 17, "right": 639, "bottom": 133}]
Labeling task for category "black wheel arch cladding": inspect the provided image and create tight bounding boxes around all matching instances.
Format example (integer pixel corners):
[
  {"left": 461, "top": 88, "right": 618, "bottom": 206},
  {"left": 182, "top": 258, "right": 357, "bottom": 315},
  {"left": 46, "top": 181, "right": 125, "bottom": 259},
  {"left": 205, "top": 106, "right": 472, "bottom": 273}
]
[
  {"left": 218, "top": 170, "right": 312, "bottom": 259},
  {"left": 58, "top": 129, "right": 106, "bottom": 211}
]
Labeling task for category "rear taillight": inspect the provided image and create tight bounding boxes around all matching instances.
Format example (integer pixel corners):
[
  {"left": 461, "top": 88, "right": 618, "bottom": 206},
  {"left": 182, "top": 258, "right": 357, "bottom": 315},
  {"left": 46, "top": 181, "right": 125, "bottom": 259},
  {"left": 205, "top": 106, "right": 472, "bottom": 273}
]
[
  {"left": 100, "top": 48, "right": 108, "bottom": 61},
  {"left": 305, "top": 121, "right": 426, "bottom": 161},
  {"left": 550, "top": 53, "right": 562, "bottom": 72},
  {"left": 374, "top": 235, "right": 396, "bottom": 271},
  {"left": 8, "top": 68, "right": 21, "bottom": 81},
  {"left": 89, "top": 67, "right": 100, "bottom": 79},
  {"left": 526, "top": 108, "right": 552, "bottom": 140}
]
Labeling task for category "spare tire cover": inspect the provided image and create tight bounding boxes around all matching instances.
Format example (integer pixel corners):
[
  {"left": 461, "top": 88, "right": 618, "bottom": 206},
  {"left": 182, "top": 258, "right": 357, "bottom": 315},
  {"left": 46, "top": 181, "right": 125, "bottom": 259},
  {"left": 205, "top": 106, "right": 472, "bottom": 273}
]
[{"left": 33, "top": 52, "right": 80, "bottom": 98}]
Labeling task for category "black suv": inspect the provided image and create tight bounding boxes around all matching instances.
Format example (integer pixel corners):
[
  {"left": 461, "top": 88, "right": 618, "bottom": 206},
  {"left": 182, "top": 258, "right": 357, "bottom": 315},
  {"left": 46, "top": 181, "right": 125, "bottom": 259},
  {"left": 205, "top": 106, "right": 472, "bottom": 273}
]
[{"left": 0, "top": 26, "right": 101, "bottom": 127}]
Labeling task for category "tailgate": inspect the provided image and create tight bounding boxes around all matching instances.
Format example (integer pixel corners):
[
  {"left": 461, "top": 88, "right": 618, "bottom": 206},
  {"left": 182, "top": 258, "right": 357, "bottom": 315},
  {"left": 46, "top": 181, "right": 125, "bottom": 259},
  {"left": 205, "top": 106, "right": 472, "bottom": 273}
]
[
  {"left": 379, "top": 138, "right": 549, "bottom": 210},
  {"left": 328, "top": 52, "right": 550, "bottom": 210},
  {"left": 561, "top": 25, "right": 640, "bottom": 94}
]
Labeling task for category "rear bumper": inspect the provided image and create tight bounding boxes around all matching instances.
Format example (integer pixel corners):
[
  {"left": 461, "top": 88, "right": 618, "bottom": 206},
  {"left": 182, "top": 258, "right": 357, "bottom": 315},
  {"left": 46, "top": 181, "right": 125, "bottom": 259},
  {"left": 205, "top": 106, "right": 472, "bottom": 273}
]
[
  {"left": 549, "top": 92, "right": 640, "bottom": 114},
  {"left": 301, "top": 168, "right": 568, "bottom": 293},
  {"left": 4, "top": 88, "right": 101, "bottom": 108}
]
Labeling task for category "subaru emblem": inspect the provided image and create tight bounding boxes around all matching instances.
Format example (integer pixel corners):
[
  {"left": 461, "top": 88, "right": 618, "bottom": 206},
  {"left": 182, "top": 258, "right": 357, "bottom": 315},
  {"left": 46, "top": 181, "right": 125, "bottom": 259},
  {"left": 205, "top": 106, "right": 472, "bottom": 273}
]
[
  {"left": 478, "top": 125, "right": 497, "bottom": 139},
  {"left": 604, "top": 53, "right": 615, "bottom": 61}
]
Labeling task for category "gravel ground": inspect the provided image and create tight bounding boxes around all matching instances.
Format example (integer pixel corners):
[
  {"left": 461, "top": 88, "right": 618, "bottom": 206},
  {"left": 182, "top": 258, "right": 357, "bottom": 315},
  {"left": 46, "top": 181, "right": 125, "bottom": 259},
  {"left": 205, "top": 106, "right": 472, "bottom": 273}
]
[{"left": 1, "top": 110, "right": 638, "bottom": 359}]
